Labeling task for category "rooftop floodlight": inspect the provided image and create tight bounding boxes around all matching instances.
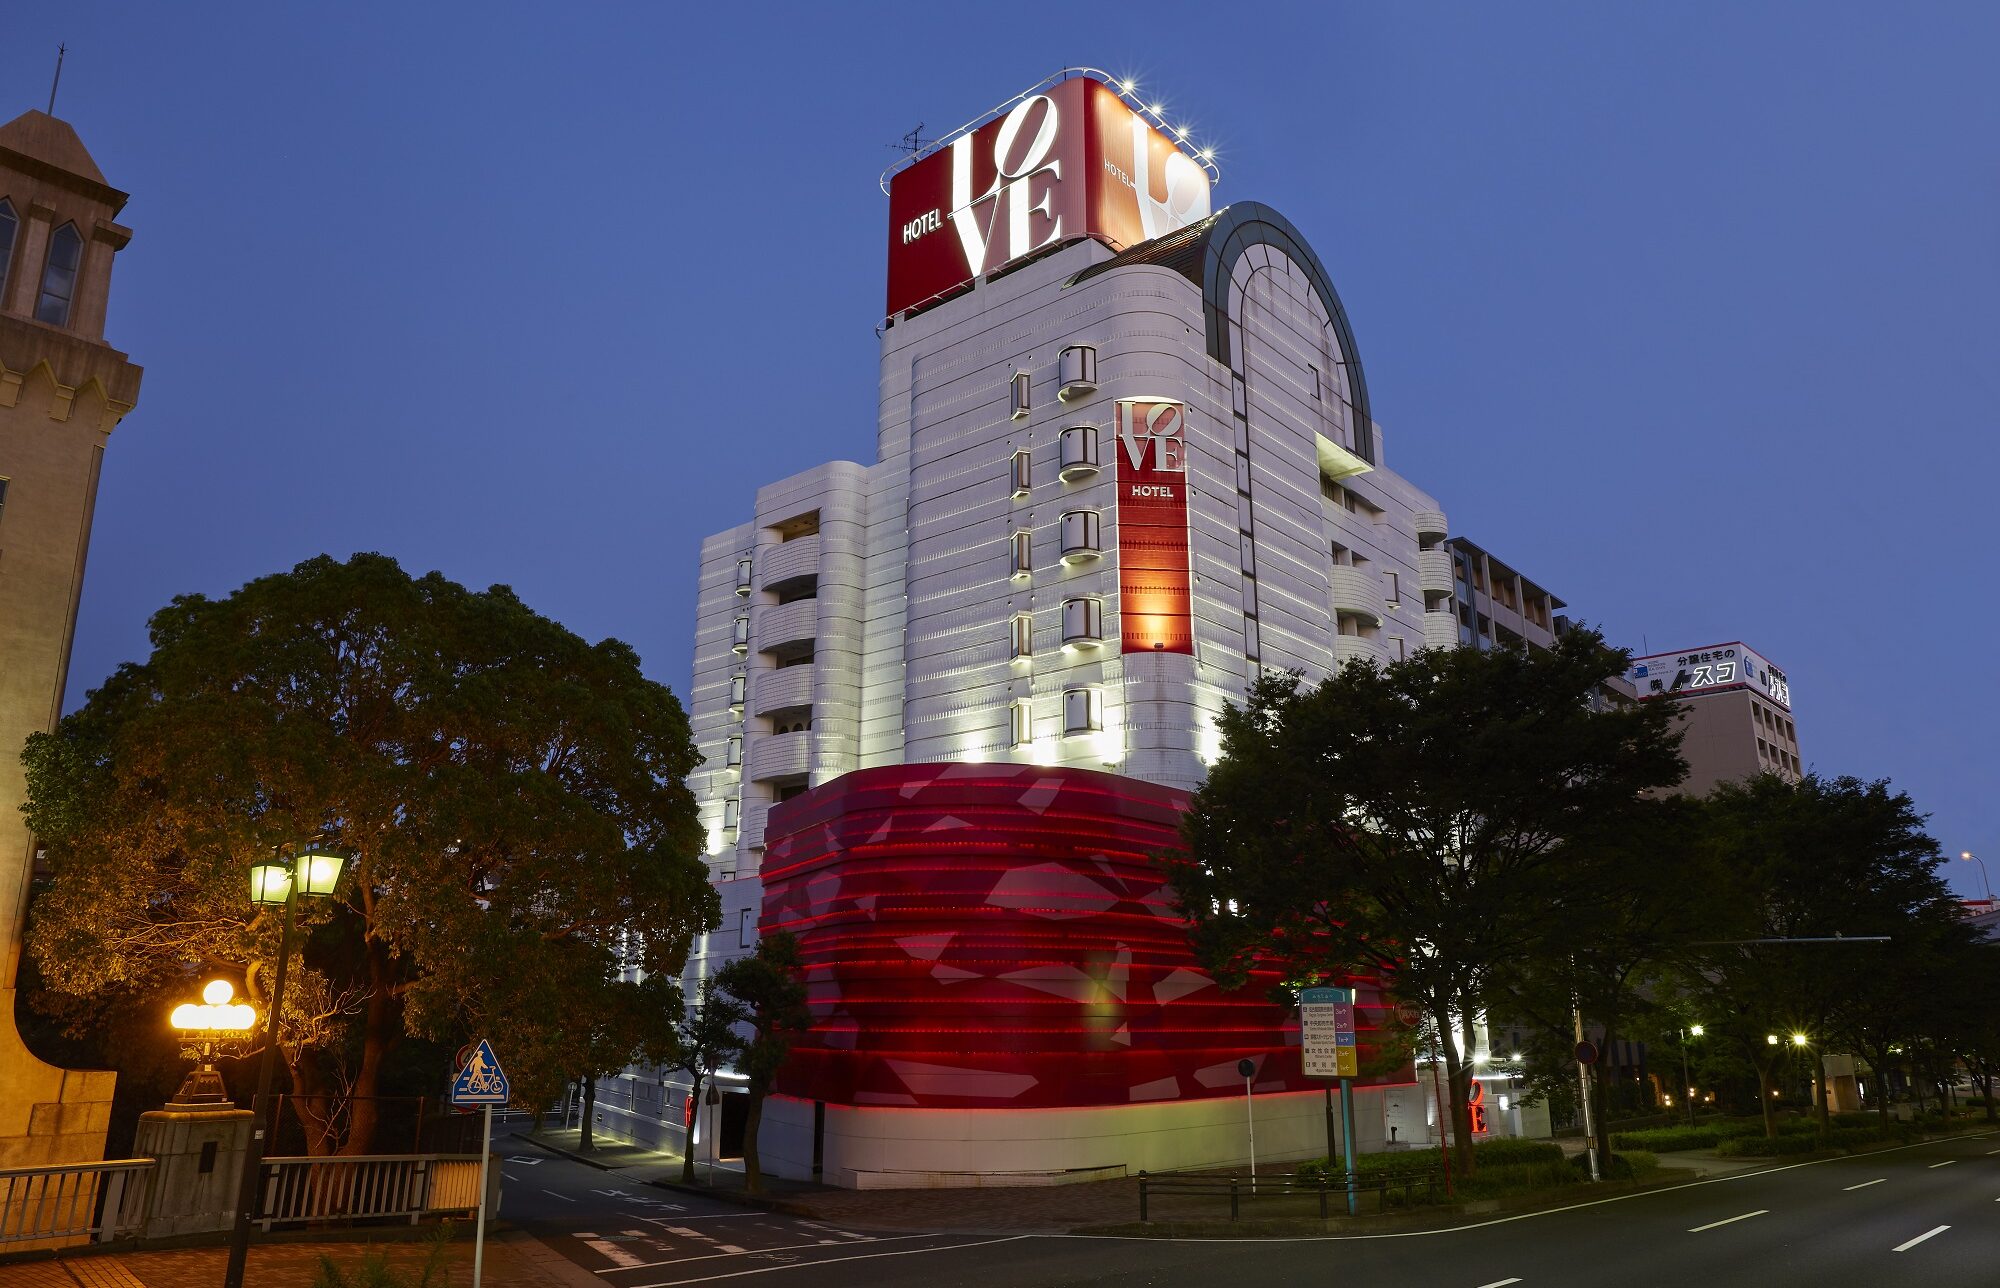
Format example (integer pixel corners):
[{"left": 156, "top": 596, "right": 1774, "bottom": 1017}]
[
  {"left": 1120, "top": 78, "right": 1136, "bottom": 92},
  {"left": 249, "top": 863, "right": 291, "bottom": 906}
]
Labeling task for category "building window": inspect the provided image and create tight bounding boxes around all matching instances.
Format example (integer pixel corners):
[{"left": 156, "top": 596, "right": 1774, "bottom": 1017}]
[
  {"left": 1010, "top": 528, "right": 1033, "bottom": 579},
  {"left": 1010, "top": 612, "right": 1034, "bottom": 660},
  {"left": 1010, "top": 371, "right": 1032, "bottom": 419},
  {"left": 728, "top": 672, "right": 747, "bottom": 709},
  {"left": 731, "top": 615, "right": 750, "bottom": 653},
  {"left": 1058, "top": 345, "right": 1098, "bottom": 399},
  {"left": 1058, "top": 425, "right": 1100, "bottom": 480},
  {"left": 738, "top": 908, "right": 754, "bottom": 949},
  {"left": 1059, "top": 510, "right": 1101, "bottom": 562},
  {"left": 1011, "top": 449, "right": 1032, "bottom": 498},
  {"left": 1062, "top": 686, "right": 1102, "bottom": 735},
  {"left": 735, "top": 557, "right": 754, "bottom": 596},
  {"left": 725, "top": 736, "right": 743, "bottom": 769},
  {"left": 35, "top": 222, "right": 82, "bottom": 327},
  {"left": 1383, "top": 571, "right": 1400, "bottom": 606},
  {"left": 1061, "top": 597, "right": 1103, "bottom": 647},
  {"left": 1390, "top": 635, "right": 1406, "bottom": 662},
  {"left": 722, "top": 798, "right": 741, "bottom": 831},
  {"left": 1308, "top": 363, "right": 1321, "bottom": 400},
  {"left": 1011, "top": 698, "right": 1034, "bottom": 746},
  {"left": 0, "top": 200, "right": 16, "bottom": 303}
]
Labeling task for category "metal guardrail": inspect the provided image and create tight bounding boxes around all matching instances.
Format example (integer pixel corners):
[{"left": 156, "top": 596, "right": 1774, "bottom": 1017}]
[
  {"left": 0, "top": 1159, "right": 155, "bottom": 1246},
  {"left": 255, "top": 1154, "right": 486, "bottom": 1231},
  {"left": 1136, "top": 1166, "right": 1442, "bottom": 1222}
]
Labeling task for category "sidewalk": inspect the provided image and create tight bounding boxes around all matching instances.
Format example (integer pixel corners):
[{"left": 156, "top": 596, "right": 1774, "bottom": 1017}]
[{"left": 0, "top": 1231, "right": 599, "bottom": 1288}]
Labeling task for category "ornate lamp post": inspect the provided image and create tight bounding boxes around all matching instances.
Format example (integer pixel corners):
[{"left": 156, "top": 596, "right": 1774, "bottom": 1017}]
[
  {"left": 167, "top": 980, "right": 258, "bottom": 1105},
  {"left": 222, "top": 840, "right": 346, "bottom": 1288}
]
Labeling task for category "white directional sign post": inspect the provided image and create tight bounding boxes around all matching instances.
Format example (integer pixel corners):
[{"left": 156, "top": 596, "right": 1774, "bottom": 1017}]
[
  {"left": 1301, "top": 987, "right": 1360, "bottom": 1216},
  {"left": 450, "top": 1038, "right": 511, "bottom": 1288}
]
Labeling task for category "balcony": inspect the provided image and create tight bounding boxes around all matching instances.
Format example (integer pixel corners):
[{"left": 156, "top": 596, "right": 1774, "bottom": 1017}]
[
  {"left": 747, "top": 729, "right": 812, "bottom": 784},
  {"left": 1417, "top": 548, "right": 1455, "bottom": 595},
  {"left": 1423, "top": 610, "right": 1460, "bottom": 651},
  {"left": 759, "top": 534, "right": 823, "bottom": 590},
  {"left": 1413, "top": 509, "right": 1448, "bottom": 542},
  {"left": 756, "top": 600, "right": 817, "bottom": 653},
  {"left": 1334, "top": 634, "right": 1389, "bottom": 668},
  {"left": 1058, "top": 345, "right": 1098, "bottom": 401},
  {"left": 1328, "top": 565, "right": 1386, "bottom": 626},
  {"left": 753, "top": 664, "right": 814, "bottom": 718}
]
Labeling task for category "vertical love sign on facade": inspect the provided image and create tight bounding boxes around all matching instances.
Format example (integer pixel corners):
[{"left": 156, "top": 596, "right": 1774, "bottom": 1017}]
[{"left": 1116, "top": 399, "right": 1193, "bottom": 655}]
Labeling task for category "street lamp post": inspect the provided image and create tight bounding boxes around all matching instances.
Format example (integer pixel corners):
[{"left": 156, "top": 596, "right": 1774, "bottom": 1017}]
[
  {"left": 222, "top": 841, "right": 345, "bottom": 1288},
  {"left": 1679, "top": 1025, "right": 1704, "bottom": 1129},
  {"left": 1963, "top": 851, "right": 1994, "bottom": 902}
]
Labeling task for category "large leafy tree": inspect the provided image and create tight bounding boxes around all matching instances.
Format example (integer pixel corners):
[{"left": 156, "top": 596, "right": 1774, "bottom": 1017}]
[
  {"left": 21, "top": 553, "right": 718, "bottom": 1153},
  {"left": 1175, "top": 630, "right": 1684, "bottom": 1175},
  {"left": 715, "top": 932, "right": 810, "bottom": 1195},
  {"left": 1688, "top": 773, "right": 1951, "bottom": 1136},
  {"left": 671, "top": 980, "right": 746, "bottom": 1186}
]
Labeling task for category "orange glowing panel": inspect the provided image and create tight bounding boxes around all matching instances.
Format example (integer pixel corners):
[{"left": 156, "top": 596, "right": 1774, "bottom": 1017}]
[{"left": 1115, "top": 399, "right": 1193, "bottom": 655}]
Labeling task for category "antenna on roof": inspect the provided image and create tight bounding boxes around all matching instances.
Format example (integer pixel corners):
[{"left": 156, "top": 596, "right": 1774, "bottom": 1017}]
[
  {"left": 47, "top": 44, "right": 66, "bottom": 116},
  {"left": 889, "top": 123, "right": 931, "bottom": 155}
]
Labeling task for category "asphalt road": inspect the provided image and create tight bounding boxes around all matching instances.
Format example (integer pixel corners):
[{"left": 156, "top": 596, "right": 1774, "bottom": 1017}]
[{"left": 503, "top": 1129, "right": 2000, "bottom": 1288}]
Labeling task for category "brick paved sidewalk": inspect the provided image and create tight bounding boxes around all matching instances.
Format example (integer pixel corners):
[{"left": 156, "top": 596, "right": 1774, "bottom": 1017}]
[{"left": 0, "top": 1230, "right": 597, "bottom": 1288}]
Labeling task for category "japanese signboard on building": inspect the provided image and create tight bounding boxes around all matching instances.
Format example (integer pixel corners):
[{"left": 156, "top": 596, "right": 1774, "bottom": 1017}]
[
  {"left": 885, "top": 75, "right": 1213, "bottom": 317},
  {"left": 1626, "top": 641, "right": 1792, "bottom": 711}
]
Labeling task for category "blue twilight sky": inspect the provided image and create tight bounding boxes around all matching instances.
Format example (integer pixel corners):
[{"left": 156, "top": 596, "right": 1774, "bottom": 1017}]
[{"left": 6, "top": 4, "right": 1995, "bottom": 895}]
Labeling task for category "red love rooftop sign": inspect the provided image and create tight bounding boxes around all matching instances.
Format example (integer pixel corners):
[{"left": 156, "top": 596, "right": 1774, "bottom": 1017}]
[{"left": 885, "top": 75, "right": 1214, "bottom": 319}]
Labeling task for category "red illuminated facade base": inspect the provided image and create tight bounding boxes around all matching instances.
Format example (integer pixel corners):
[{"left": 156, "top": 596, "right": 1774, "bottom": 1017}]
[{"left": 760, "top": 763, "right": 1402, "bottom": 1110}]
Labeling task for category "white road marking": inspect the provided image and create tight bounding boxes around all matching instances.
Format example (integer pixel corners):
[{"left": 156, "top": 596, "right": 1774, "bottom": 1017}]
[
  {"left": 628, "top": 1234, "right": 1034, "bottom": 1286},
  {"left": 1928, "top": 1160, "right": 1955, "bottom": 1168},
  {"left": 542, "top": 1188, "right": 577, "bottom": 1201},
  {"left": 1476, "top": 1280, "right": 1523, "bottom": 1287},
  {"left": 504, "top": 1171, "right": 520, "bottom": 1182},
  {"left": 595, "top": 1235, "right": 914, "bottom": 1274},
  {"left": 1892, "top": 1225, "right": 1949, "bottom": 1252},
  {"left": 1688, "top": 1210, "right": 1768, "bottom": 1233},
  {"left": 1843, "top": 1179, "right": 1885, "bottom": 1191},
  {"left": 578, "top": 1234, "right": 646, "bottom": 1268},
  {"left": 509, "top": 1155, "right": 544, "bottom": 1165}
]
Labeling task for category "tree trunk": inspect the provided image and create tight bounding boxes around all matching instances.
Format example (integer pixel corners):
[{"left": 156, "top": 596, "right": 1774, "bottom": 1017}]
[
  {"left": 743, "top": 1090, "right": 765, "bottom": 1195},
  {"left": 1591, "top": 1024, "right": 1616, "bottom": 1166},
  {"left": 581, "top": 1075, "right": 598, "bottom": 1151},
  {"left": 1871, "top": 1046, "right": 1892, "bottom": 1125},
  {"left": 339, "top": 943, "right": 403, "bottom": 1156},
  {"left": 681, "top": 1075, "right": 701, "bottom": 1186},
  {"left": 1434, "top": 1010, "right": 1475, "bottom": 1178},
  {"left": 1756, "top": 1062, "right": 1777, "bottom": 1138},
  {"left": 1982, "top": 1065, "right": 1995, "bottom": 1123}
]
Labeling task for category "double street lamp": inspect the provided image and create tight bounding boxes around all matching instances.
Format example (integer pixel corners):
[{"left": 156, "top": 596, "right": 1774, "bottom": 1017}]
[{"left": 222, "top": 839, "right": 347, "bottom": 1288}]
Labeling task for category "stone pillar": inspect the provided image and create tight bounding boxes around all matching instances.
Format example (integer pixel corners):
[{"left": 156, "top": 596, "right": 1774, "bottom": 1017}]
[{"left": 132, "top": 1103, "right": 256, "bottom": 1237}]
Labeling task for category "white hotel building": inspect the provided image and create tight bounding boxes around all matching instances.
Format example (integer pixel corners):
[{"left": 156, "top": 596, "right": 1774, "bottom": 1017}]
[{"left": 607, "top": 72, "right": 1555, "bottom": 1184}]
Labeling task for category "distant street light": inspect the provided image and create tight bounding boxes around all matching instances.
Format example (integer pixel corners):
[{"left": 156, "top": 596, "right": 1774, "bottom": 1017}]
[
  {"left": 1791, "top": 1033, "right": 1810, "bottom": 1048},
  {"left": 1678, "top": 1025, "right": 1705, "bottom": 1128},
  {"left": 1963, "top": 851, "right": 1994, "bottom": 902},
  {"left": 223, "top": 840, "right": 347, "bottom": 1288}
]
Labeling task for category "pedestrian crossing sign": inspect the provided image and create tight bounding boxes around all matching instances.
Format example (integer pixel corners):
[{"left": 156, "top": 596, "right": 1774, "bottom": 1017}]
[{"left": 450, "top": 1038, "right": 511, "bottom": 1106}]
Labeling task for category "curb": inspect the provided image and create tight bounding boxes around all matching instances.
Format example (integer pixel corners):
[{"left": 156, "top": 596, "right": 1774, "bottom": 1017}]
[{"left": 505, "top": 1132, "right": 825, "bottom": 1218}]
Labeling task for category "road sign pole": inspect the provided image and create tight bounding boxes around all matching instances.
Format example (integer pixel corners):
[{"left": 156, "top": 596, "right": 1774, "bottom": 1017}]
[
  {"left": 1323, "top": 1085, "right": 1337, "bottom": 1172},
  {"left": 1244, "top": 1074, "right": 1257, "bottom": 1189},
  {"left": 1339, "top": 1076, "right": 1358, "bottom": 1216},
  {"left": 472, "top": 1103, "right": 493, "bottom": 1288}
]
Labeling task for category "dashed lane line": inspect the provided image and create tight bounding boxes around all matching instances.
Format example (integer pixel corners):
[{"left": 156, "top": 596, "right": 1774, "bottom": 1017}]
[
  {"left": 1688, "top": 1210, "right": 1768, "bottom": 1233},
  {"left": 1475, "top": 1279, "right": 1523, "bottom": 1287},
  {"left": 1843, "top": 1179, "right": 1885, "bottom": 1191},
  {"left": 542, "top": 1188, "right": 578, "bottom": 1201},
  {"left": 1892, "top": 1226, "right": 1949, "bottom": 1253},
  {"left": 596, "top": 1234, "right": 926, "bottom": 1274},
  {"left": 625, "top": 1234, "right": 1035, "bottom": 1287},
  {"left": 1928, "top": 1160, "right": 1956, "bottom": 1168}
]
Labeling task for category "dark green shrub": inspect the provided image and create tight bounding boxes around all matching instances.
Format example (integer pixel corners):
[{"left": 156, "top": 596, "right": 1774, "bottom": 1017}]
[
  {"left": 1715, "top": 1132, "right": 1821, "bottom": 1157},
  {"left": 1611, "top": 1126, "right": 1725, "bottom": 1152},
  {"left": 1473, "top": 1138, "right": 1565, "bottom": 1167}
]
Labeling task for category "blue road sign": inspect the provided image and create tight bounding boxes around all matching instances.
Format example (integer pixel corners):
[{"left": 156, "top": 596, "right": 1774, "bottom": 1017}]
[{"left": 450, "top": 1038, "right": 511, "bottom": 1106}]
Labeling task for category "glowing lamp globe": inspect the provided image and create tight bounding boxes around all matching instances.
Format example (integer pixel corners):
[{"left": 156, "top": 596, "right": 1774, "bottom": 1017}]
[{"left": 170, "top": 980, "right": 256, "bottom": 1032}]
